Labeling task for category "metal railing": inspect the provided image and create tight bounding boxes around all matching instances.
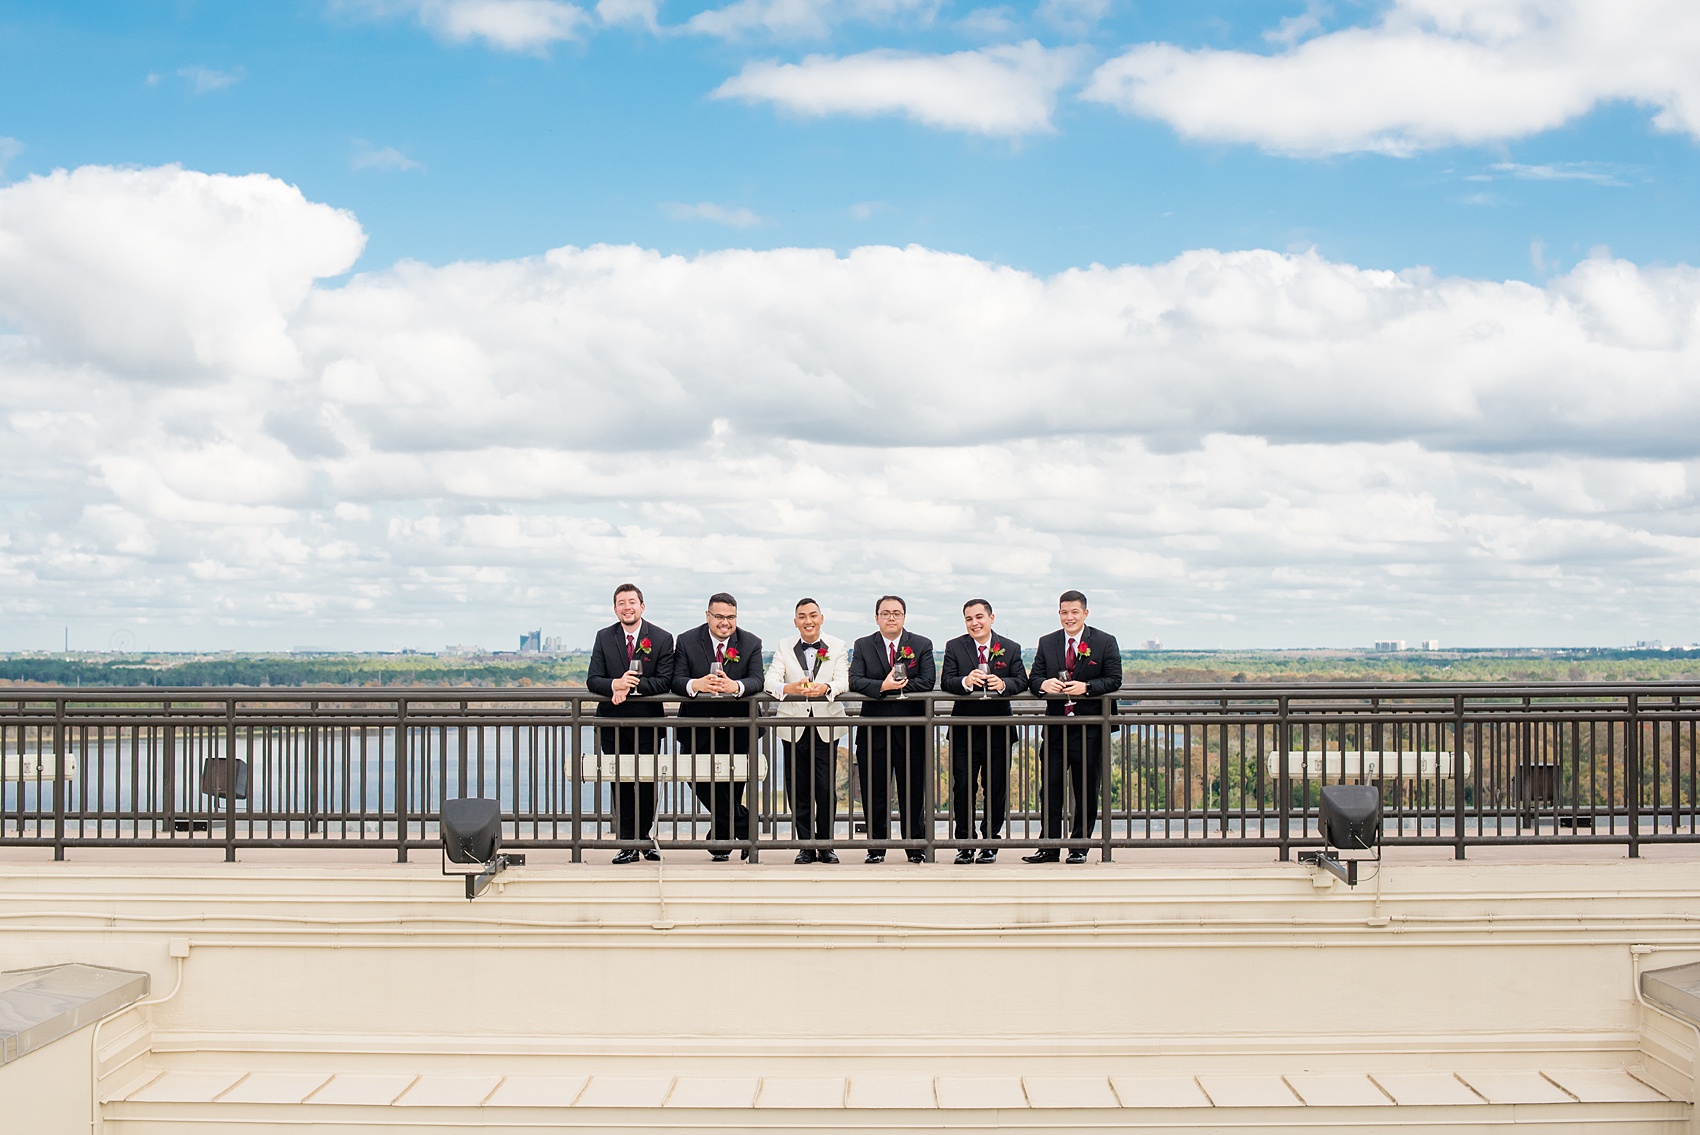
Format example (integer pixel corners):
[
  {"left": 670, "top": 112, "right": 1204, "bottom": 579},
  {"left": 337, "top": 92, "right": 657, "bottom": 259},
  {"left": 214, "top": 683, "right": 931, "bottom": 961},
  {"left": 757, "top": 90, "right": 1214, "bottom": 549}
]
[{"left": 3, "top": 683, "right": 1698, "bottom": 861}]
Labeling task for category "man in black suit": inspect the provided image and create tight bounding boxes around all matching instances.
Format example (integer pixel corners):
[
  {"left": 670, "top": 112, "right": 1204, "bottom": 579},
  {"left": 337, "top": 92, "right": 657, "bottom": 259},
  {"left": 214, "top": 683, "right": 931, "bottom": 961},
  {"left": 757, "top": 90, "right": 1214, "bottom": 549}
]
[
  {"left": 1023, "top": 590, "right": 1123, "bottom": 864},
  {"left": 940, "top": 598, "right": 1028, "bottom": 863},
  {"left": 848, "top": 595, "right": 936, "bottom": 864},
  {"left": 585, "top": 583, "right": 675, "bottom": 864},
  {"left": 670, "top": 592, "right": 765, "bottom": 861}
]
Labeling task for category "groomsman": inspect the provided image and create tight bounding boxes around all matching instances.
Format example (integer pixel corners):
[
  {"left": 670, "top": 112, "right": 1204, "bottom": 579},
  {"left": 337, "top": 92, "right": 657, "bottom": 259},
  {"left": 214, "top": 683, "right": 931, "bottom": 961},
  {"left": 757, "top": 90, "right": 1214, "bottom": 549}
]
[
  {"left": 764, "top": 598, "right": 849, "bottom": 864},
  {"left": 849, "top": 595, "right": 936, "bottom": 864},
  {"left": 939, "top": 599, "right": 1028, "bottom": 863},
  {"left": 671, "top": 593, "right": 765, "bottom": 861},
  {"left": 1023, "top": 590, "right": 1123, "bottom": 864},
  {"left": 585, "top": 583, "right": 675, "bottom": 864}
]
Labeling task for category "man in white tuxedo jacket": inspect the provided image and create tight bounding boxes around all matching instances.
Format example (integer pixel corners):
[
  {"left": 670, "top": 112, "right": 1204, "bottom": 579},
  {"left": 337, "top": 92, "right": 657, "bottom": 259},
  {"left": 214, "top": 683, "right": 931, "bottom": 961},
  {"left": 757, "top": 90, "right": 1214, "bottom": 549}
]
[{"left": 763, "top": 597, "right": 849, "bottom": 864}]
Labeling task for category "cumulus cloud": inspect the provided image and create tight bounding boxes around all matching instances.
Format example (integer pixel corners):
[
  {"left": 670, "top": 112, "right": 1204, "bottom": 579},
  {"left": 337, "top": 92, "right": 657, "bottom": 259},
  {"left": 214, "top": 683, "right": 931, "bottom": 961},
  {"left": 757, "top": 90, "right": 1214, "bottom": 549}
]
[
  {"left": 349, "top": 0, "right": 590, "bottom": 51},
  {"left": 715, "top": 42, "right": 1088, "bottom": 135},
  {"left": 5, "top": 164, "right": 1700, "bottom": 648},
  {"left": 1085, "top": 0, "right": 1700, "bottom": 155}
]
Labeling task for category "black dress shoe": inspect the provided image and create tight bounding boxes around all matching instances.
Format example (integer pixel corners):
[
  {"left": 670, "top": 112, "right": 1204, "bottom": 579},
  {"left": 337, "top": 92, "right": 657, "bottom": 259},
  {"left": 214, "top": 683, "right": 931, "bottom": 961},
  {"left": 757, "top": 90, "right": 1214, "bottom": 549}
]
[
  {"left": 865, "top": 851, "right": 885, "bottom": 864},
  {"left": 795, "top": 849, "right": 817, "bottom": 864},
  {"left": 976, "top": 848, "right": 998, "bottom": 863},
  {"left": 1022, "top": 850, "right": 1060, "bottom": 864},
  {"left": 612, "top": 849, "right": 641, "bottom": 865},
  {"left": 710, "top": 851, "right": 730, "bottom": 862},
  {"left": 740, "top": 848, "right": 751, "bottom": 862},
  {"left": 1066, "top": 849, "right": 1089, "bottom": 864},
  {"left": 642, "top": 848, "right": 661, "bottom": 861},
  {"left": 906, "top": 851, "right": 926, "bottom": 864},
  {"left": 953, "top": 849, "right": 976, "bottom": 864},
  {"left": 817, "top": 849, "right": 840, "bottom": 864}
]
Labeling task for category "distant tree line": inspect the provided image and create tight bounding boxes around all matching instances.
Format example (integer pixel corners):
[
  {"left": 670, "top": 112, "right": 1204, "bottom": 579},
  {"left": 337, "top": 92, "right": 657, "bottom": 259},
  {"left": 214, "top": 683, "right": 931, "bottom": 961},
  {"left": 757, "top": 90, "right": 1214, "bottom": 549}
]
[{"left": 0, "top": 655, "right": 591, "bottom": 689}]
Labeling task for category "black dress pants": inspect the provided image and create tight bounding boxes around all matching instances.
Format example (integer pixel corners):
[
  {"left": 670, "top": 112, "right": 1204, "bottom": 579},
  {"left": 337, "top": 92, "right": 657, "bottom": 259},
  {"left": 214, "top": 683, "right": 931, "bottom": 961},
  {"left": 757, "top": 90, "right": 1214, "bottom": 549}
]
[
  {"left": 950, "top": 721, "right": 1011, "bottom": 841},
  {"left": 857, "top": 719, "right": 927, "bottom": 843},
  {"left": 690, "top": 779, "right": 750, "bottom": 843},
  {"left": 1041, "top": 722, "right": 1104, "bottom": 850},
  {"left": 599, "top": 724, "right": 661, "bottom": 844},
  {"left": 784, "top": 729, "right": 838, "bottom": 842}
]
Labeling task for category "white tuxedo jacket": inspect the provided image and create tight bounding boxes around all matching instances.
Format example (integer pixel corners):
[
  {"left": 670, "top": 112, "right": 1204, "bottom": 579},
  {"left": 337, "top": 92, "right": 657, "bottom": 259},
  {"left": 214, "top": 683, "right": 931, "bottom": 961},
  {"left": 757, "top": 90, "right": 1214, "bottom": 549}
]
[{"left": 763, "top": 633, "right": 850, "bottom": 744}]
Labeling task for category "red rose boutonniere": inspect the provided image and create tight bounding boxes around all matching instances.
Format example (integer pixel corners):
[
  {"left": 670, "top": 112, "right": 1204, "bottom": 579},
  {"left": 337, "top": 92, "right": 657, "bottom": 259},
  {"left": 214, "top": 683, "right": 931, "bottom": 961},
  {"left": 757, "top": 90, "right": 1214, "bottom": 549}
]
[
  {"left": 899, "top": 645, "right": 916, "bottom": 662},
  {"left": 723, "top": 646, "right": 740, "bottom": 664},
  {"left": 637, "top": 637, "right": 653, "bottom": 656},
  {"left": 989, "top": 643, "right": 1006, "bottom": 659},
  {"left": 1075, "top": 642, "right": 1092, "bottom": 659},
  {"left": 814, "top": 643, "right": 830, "bottom": 663}
]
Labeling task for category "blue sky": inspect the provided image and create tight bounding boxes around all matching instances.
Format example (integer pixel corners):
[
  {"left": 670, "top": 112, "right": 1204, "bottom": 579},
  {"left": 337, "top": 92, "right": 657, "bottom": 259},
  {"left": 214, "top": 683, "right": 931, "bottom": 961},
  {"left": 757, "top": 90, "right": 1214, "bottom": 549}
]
[
  {"left": 4, "top": 1, "right": 1695, "bottom": 279},
  {"left": 3, "top": 0, "right": 1700, "bottom": 652}
]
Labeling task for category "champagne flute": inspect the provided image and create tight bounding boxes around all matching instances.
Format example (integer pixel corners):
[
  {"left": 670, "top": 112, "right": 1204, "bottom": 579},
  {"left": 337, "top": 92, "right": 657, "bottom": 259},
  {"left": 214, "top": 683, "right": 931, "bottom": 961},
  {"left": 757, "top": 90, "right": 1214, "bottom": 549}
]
[
  {"left": 1063, "top": 666, "right": 1075, "bottom": 713},
  {"left": 976, "top": 660, "right": 991, "bottom": 697},
  {"left": 709, "top": 658, "right": 725, "bottom": 697},
  {"left": 890, "top": 658, "right": 907, "bottom": 694}
]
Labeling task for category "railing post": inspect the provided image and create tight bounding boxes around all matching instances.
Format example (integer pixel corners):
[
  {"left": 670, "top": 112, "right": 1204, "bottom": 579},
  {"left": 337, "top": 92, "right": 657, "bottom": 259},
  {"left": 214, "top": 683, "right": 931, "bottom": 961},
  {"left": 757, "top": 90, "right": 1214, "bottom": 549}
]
[
  {"left": 162, "top": 702, "right": 178, "bottom": 837},
  {"left": 920, "top": 696, "right": 935, "bottom": 863},
  {"left": 1628, "top": 692, "right": 1641, "bottom": 858},
  {"left": 1276, "top": 695, "right": 1291, "bottom": 861},
  {"left": 224, "top": 698, "right": 238, "bottom": 863},
  {"left": 570, "top": 696, "right": 583, "bottom": 863},
  {"left": 396, "top": 697, "right": 410, "bottom": 863},
  {"left": 52, "top": 697, "right": 66, "bottom": 861},
  {"left": 1452, "top": 692, "right": 1467, "bottom": 860},
  {"left": 1099, "top": 697, "right": 1113, "bottom": 863},
  {"left": 751, "top": 696, "right": 765, "bottom": 863}
]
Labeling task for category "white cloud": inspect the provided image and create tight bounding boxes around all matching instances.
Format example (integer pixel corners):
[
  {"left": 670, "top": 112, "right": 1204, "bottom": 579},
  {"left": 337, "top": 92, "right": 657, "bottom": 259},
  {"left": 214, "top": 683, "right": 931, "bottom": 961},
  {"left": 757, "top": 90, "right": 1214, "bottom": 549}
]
[
  {"left": 1085, "top": 0, "right": 1700, "bottom": 155},
  {"left": 8, "top": 164, "right": 1700, "bottom": 648},
  {"left": 660, "top": 201, "right": 766, "bottom": 227},
  {"left": 1034, "top": 0, "right": 1108, "bottom": 36},
  {"left": 176, "top": 65, "right": 245, "bottom": 93},
  {"left": 351, "top": 0, "right": 590, "bottom": 51},
  {"left": 352, "top": 141, "right": 427, "bottom": 172},
  {"left": 1486, "top": 160, "right": 1629, "bottom": 186},
  {"left": 0, "top": 137, "right": 21, "bottom": 180},
  {"left": 595, "top": 0, "right": 659, "bottom": 30},
  {"left": 684, "top": 0, "right": 937, "bottom": 40},
  {"left": 715, "top": 41, "right": 1088, "bottom": 135}
]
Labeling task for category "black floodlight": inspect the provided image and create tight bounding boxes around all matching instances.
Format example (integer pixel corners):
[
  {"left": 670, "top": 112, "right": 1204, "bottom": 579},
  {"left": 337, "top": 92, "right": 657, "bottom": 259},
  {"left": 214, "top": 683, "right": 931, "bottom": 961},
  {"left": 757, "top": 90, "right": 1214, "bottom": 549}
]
[
  {"left": 1299, "top": 784, "right": 1381, "bottom": 887},
  {"left": 1319, "top": 784, "right": 1382, "bottom": 850},
  {"left": 440, "top": 797, "right": 525, "bottom": 900}
]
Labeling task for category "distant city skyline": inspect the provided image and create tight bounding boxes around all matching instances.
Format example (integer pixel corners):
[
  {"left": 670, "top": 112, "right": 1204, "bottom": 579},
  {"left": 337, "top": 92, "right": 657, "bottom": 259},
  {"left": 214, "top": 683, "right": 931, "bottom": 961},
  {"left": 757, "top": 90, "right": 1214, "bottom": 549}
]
[{"left": 3, "top": 2, "right": 1699, "bottom": 652}]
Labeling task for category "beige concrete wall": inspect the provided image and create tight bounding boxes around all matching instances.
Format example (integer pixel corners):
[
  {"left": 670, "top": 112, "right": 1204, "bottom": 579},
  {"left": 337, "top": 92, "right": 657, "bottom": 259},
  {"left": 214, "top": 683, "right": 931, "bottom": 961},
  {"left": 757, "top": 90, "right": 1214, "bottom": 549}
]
[
  {"left": 2, "top": 858, "right": 1698, "bottom": 1083},
  {"left": 0, "top": 1021, "right": 92, "bottom": 1135}
]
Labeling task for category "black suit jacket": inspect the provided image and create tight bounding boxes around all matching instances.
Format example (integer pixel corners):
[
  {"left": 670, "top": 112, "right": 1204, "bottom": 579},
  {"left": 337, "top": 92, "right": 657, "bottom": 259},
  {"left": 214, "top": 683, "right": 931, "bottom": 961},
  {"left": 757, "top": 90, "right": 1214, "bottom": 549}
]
[
  {"left": 670, "top": 624, "right": 765, "bottom": 753},
  {"left": 849, "top": 631, "right": 935, "bottom": 718},
  {"left": 1027, "top": 626, "right": 1122, "bottom": 719},
  {"left": 940, "top": 633, "right": 1027, "bottom": 717},
  {"left": 586, "top": 621, "right": 674, "bottom": 720}
]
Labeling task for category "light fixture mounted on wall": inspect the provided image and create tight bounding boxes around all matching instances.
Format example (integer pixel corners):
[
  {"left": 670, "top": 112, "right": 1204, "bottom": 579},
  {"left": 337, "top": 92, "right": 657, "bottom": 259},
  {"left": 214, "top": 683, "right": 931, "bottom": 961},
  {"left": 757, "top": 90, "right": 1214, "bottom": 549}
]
[{"left": 440, "top": 797, "right": 525, "bottom": 900}]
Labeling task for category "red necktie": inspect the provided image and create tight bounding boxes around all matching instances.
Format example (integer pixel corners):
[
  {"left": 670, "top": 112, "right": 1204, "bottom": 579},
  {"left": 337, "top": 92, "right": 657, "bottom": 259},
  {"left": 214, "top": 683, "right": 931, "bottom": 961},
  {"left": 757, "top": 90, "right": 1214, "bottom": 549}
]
[
  {"left": 978, "top": 644, "right": 988, "bottom": 667},
  {"left": 889, "top": 641, "right": 897, "bottom": 667},
  {"left": 716, "top": 642, "right": 725, "bottom": 666},
  {"left": 626, "top": 634, "right": 634, "bottom": 662}
]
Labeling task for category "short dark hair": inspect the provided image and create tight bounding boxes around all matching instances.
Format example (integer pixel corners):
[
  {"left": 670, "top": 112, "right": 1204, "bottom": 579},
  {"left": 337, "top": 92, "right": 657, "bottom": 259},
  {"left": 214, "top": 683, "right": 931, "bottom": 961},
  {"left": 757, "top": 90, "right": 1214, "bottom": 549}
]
[
  {"left": 707, "top": 592, "right": 738, "bottom": 610},
  {"left": 963, "top": 598, "right": 993, "bottom": 615},
  {"left": 613, "top": 583, "right": 644, "bottom": 604},
  {"left": 1058, "top": 589, "right": 1088, "bottom": 607},
  {"left": 875, "top": 594, "right": 906, "bottom": 615},
  {"left": 795, "top": 597, "right": 820, "bottom": 612}
]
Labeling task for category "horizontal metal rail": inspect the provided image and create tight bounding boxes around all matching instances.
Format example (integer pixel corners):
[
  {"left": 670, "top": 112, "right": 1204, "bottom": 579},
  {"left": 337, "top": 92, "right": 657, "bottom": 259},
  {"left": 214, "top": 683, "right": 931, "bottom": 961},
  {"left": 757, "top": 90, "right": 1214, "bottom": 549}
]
[{"left": 1, "top": 684, "right": 1695, "bottom": 862}]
